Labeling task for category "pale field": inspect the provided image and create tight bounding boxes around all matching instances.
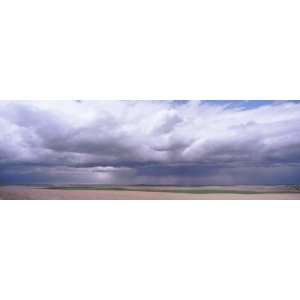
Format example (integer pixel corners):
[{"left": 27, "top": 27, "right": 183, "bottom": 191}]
[{"left": 1, "top": 186, "right": 300, "bottom": 200}]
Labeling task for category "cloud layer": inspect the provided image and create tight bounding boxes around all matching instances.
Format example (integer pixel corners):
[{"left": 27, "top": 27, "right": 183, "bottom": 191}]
[{"left": 0, "top": 100, "right": 300, "bottom": 185}]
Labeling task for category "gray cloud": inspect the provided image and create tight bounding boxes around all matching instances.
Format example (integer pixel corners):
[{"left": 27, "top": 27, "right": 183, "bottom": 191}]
[{"left": 0, "top": 100, "right": 300, "bottom": 185}]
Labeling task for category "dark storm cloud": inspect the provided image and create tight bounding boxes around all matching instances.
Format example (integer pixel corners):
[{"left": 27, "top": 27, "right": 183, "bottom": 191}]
[{"left": 0, "top": 100, "right": 300, "bottom": 185}]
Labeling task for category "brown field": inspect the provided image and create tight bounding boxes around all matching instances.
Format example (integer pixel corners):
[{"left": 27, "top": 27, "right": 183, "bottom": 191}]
[{"left": 1, "top": 185, "right": 300, "bottom": 200}]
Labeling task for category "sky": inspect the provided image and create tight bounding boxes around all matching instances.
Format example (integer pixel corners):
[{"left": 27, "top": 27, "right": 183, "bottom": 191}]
[{"left": 0, "top": 100, "right": 299, "bottom": 185}]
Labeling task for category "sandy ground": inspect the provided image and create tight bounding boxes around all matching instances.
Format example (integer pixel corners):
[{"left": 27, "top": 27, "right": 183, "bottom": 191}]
[{"left": 1, "top": 186, "right": 300, "bottom": 200}]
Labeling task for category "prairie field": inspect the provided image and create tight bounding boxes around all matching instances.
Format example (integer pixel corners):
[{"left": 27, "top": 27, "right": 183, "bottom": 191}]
[{"left": 1, "top": 185, "right": 300, "bottom": 200}]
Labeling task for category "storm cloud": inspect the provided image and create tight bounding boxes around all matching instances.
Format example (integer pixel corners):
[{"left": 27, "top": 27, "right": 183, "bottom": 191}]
[{"left": 0, "top": 100, "right": 300, "bottom": 185}]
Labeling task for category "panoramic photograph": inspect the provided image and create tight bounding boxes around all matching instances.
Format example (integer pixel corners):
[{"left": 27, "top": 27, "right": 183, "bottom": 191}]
[{"left": 0, "top": 100, "right": 300, "bottom": 200}]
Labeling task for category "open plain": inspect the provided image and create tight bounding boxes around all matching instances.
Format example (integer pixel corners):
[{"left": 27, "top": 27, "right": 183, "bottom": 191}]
[{"left": 1, "top": 185, "right": 300, "bottom": 200}]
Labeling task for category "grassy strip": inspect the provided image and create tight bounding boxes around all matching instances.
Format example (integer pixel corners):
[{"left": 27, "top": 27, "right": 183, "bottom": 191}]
[{"left": 46, "top": 187, "right": 299, "bottom": 194}]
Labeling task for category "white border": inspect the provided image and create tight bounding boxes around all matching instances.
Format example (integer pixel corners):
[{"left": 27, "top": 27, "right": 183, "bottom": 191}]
[
  {"left": 0, "top": 0, "right": 299, "bottom": 100},
  {"left": 1, "top": 200, "right": 300, "bottom": 300}
]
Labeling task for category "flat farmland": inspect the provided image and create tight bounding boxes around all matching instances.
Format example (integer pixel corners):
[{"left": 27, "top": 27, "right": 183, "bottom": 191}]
[{"left": 1, "top": 185, "right": 300, "bottom": 200}]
